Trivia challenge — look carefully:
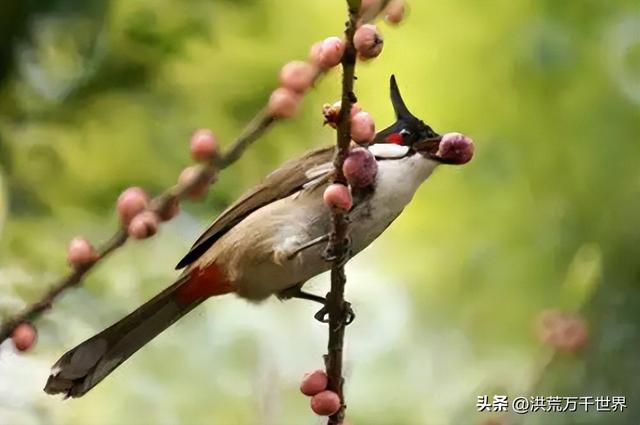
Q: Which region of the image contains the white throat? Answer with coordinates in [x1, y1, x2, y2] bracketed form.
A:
[373, 154, 439, 208]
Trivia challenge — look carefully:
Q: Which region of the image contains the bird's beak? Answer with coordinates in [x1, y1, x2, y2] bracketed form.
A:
[413, 133, 475, 165]
[413, 136, 443, 160]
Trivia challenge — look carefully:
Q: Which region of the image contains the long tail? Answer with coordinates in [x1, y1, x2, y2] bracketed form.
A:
[44, 266, 231, 398]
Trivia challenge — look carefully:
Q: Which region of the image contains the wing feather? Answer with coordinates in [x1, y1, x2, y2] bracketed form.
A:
[175, 146, 335, 269]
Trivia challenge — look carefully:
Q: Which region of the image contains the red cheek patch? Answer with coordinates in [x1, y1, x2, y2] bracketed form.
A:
[175, 264, 234, 305]
[385, 133, 403, 145]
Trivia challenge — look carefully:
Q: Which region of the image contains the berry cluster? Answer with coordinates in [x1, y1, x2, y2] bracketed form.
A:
[317, 20, 395, 214]
[268, 5, 395, 121]
[300, 369, 341, 417]
[115, 129, 218, 241]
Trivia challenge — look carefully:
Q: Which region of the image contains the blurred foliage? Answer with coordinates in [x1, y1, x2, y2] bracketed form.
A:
[0, 1, 639, 424]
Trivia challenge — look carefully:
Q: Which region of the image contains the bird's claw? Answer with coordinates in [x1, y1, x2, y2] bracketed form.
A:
[314, 306, 329, 323]
[313, 301, 355, 326]
[344, 302, 355, 325]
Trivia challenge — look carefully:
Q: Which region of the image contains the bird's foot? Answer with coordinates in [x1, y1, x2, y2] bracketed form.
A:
[313, 300, 355, 327]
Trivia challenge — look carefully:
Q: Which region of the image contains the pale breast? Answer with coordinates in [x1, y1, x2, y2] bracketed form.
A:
[200, 154, 439, 301]
[348, 155, 438, 254]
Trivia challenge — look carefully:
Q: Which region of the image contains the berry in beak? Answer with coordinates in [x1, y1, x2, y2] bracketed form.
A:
[372, 75, 475, 165]
[413, 132, 475, 165]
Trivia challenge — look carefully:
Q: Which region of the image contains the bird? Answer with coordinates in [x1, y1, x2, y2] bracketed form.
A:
[44, 75, 474, 398]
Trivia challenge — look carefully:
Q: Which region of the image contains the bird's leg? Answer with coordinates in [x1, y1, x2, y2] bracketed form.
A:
[286, 234, 330, 260]
[278, 284, 355, 325]
[277, 283, 327, 304]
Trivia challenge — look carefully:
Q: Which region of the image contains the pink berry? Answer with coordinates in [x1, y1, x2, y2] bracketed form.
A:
[300, 369, 328, 396]
[343, 147, 378, 188]
[178, 166, 210, 200]
[67, 237, 98, 267]
[117, 187, 148, 226]
[268, 87, 302, 119]
[437, 132, 475, 165]
[323, 184, 353, 211]
[127, 210, 160, 240]
[350, 111, 376, 144]
[12, 323, 37, 352]
[315, 37, 345, 69]
[536, 310, 588, 354]
[190, 129, 218, 162]
[279, 61, 316, 94]
[384, 0, 406, 25]
[354, 24, 384, 59]
[309, 42, 324, 67]
[310, 390, 341, 416]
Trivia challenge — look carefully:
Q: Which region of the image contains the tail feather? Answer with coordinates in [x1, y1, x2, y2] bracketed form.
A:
[44, 275, 204, 398]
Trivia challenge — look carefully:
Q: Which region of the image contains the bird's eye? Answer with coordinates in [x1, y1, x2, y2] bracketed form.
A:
[399, 129, 412, 142]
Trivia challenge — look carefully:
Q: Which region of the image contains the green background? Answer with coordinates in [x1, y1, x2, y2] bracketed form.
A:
[0, 1, 639, 424]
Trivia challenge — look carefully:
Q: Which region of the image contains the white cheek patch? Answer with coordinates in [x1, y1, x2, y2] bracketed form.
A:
[368, 143, 410, 159]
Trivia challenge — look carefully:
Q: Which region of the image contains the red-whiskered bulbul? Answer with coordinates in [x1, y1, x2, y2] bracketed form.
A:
[44, 76, 474, 397]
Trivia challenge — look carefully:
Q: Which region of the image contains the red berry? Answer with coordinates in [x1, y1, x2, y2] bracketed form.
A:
[12, 323, 37, 352]
[300, 369, 328, 396]
[268, 87, 302, 118]
[351, 111, 376, 143]
[190, 129, 218, 162]
[279, 61, 316, 94]
[117, 187, 148, 226]
[343, 147, 378, 188]
[178, 166, 210, 200]
[354, 24, 384, 59]
[323, 184, 353, 211]
[384, 0, 406, 25]
[314, 37, 345, 69]
[67, 237, 98, 267]
[310, 391, 341, 416]
[128, 210, 160, 240]
[437, 132, 475, 165]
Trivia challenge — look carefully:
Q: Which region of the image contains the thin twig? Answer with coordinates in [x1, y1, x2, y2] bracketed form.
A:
[323, 1, 361, 424]
[0, 110, 277, 343]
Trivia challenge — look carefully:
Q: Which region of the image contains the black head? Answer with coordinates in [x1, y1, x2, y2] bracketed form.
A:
[372, 75, 442, 155]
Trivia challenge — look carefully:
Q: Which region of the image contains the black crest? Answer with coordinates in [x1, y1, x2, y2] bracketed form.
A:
[373, 75, 439, 146]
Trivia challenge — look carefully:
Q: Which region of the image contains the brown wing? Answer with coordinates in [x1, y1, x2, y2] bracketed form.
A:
[175, 146, 335, 269]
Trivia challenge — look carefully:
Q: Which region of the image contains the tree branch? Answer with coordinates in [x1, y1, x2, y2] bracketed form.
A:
[0, 110, 276, 343]
[323, 1, 361, 424]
